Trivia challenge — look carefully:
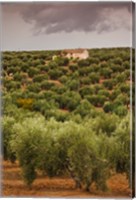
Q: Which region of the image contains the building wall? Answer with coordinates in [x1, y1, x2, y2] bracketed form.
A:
[66, 50, 89, 59]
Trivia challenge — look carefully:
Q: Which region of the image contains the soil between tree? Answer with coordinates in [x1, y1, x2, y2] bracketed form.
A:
[1, 161, 131, 198]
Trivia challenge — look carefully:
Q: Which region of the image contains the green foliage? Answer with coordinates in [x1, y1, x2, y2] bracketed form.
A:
[78, 59, 90, 67]
[41, 80, 55, 90]
[74, 100, 93, 117]
[2, 48, 131, 191]
[113, 105, 128, 117]
[103, 102, 113, 113]
[89, 72, 99, 83]
[33, 74, 48, 82]
[68, 133, 109, 191]
[28, 67, 39, 78]
[79, 86, 94, 98]
[48, 69, 63, 80]
[112, 115, 130, 179]
[67, 79, 80, 91]
[2, 116, 16, 162]
[103, 80, 114, 90]
[11, 117, 46, 186]
[92, 113, 119, 136]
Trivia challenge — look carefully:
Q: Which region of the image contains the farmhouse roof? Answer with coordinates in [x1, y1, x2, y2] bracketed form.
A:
[63, 48, 87, 54]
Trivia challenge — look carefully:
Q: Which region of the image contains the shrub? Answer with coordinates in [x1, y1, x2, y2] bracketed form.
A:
[80, 77, 92, 85]
[41, 81, 55, 90]
[113, 105, 128, 117]
[115, 73, 127, 83]
[98, 89, 110, 97]
[87, 95, 106, 107]
[110, 64, 124, 73]
[54, 56, 69, 66]
[59, 75, 68, 84]
[28, 67, 40, 78]
[59, 92, 81, 111]
[78, 59, 90, 67]
[103, 102, 113, 113]
[5, 81, 21, 91]
[123, 61, 130, 70]
[11, 117, 46, 186]
[16, 98, 34, 110]
[13, 73, 23, 81]
[2, 116, 16, 162]
[114, 94, 129, 107]
[67, 80, 80, 91]
[48, 69, 63, 80]
[113, 115, 130, 179]
[113, 57, 122, 65]
[69, 64, 78, 72]
[27, 83, 41, 93]
[119, 84, 130, 94]
[89, 73, 99, 84]
[74, 100, 93, 117]
[103, 80, 114, 90]
[33, 74, 48, 82]
[109, 89, 121, 101]
[68, 134, 109, 191]
[93, 114, 118, 136]
[79, 86, 94, 98]
[100, 68, 112, 78]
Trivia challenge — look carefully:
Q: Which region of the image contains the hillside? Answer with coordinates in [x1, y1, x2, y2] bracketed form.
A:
[2, 48, 134, 120]
[1, 47, 134, 197]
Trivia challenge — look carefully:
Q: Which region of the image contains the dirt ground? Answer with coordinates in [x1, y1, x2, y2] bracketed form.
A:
[1, 161, 131, 198]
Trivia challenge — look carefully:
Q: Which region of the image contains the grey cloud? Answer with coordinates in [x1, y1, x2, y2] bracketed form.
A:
[2, 2, 131, 35]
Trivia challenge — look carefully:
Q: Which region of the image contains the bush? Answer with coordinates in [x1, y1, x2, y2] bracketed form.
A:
[41, 81, 55, 90]
[48, 69, 63, 80]
[114, 94, 129, 107]
[78, 59, 90, 67]
[123, 61, 130, 70]
[33, 74, 48, 82]
[79, 86, 94, 98]
[2, 116, 16, 162]
[113, 105, 128, 117]
[113, 115, 130, 179]
[87, 95, 106, 107]
[119, 84, 130, 94]
[11, 117, 46, 186]
[16, 98, 34, 110]
[67, 80, 80, 91]
[115, 73, 127, 83]
[27, 83, 41, 93]
[13, 73, 23, 81]
[103, 102, 113, 113]
[98, 89, 110, 97]
[110, 64, 124, 73]
[54, 56, 69, 66]
[89, 73, 99, 83]
[59, 92, 81, 111]
[93, 114, 118, 136]
[68, 134, 109, 191]
[100, 68, 112, 78]
[109, 89, 121, 101]
[69, 64, 78, 72]
[103, 80, 114, 90]
[59, 75, 68, 84]
[28, 67, 40, 78]
[74, 100, 93, 117]
[113, 57, 122, 65]
[5, 81, 21, 91]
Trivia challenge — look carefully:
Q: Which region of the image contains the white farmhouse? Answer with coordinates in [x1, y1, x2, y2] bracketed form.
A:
[63, 49, 89, 59]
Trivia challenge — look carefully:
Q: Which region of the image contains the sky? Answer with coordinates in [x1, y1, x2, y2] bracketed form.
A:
[1, 2, 132, 51]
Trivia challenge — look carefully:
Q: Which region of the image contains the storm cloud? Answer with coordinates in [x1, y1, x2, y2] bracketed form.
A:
[2, 2, 131, 35]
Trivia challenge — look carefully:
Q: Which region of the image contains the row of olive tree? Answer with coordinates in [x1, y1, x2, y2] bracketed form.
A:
[2, 111, 130, 191]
